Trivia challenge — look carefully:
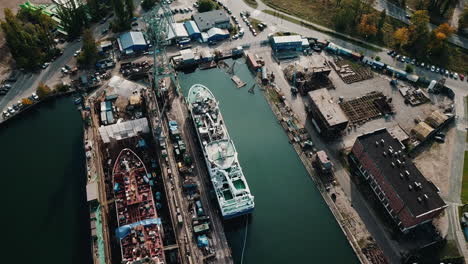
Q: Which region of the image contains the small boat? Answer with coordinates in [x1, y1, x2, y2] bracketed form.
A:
[74, 97, 82, 105]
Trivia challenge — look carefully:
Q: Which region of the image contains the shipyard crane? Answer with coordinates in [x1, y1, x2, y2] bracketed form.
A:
[143, 2, 179, 136]
[143, 2, 179, 95]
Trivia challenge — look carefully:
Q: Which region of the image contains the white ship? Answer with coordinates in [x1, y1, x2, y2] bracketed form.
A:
[187, 84, 255, 219]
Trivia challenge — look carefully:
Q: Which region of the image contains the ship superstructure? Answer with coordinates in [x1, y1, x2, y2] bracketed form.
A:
[187, 84, 254, 219]
[112, 148, 165, 264]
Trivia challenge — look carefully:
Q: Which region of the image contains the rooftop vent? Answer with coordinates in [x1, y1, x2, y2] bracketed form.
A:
[375, 141, 379, 147]
[424, 194, 429, 200]
[409, 184, 413, 191]
[383, 151, 386, 157]
[417, 197, 422, 203]
[400, 173, 404, 179]
[391, 162, 395, 167]
[405, 170, 410, 178]
[380, 139, 385, 146]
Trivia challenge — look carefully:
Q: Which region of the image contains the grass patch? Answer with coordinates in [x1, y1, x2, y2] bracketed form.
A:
[242, 0, 258, 8]
[462, 151, 468, 204]
[248, 17, 263, 32]
[439, 240, 463, 262]
[263, 9, 382, 52]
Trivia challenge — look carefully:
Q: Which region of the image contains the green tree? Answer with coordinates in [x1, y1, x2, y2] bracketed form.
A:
[198, 0, 216, 12]
[405, 64, 414, 73]
[407, 10, 430, 52]
[87, 0, 109, 22]
[112, 0, 133, 31]
[36, 83, 52, 98]
[55, 83, 71, 93]
[78, 29, 98, 67]
[56, 0, 89, 39]
[141, 0, 157, 11]
[0, 8, 56, 70]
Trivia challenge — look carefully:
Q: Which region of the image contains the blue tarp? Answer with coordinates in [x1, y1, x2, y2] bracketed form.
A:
[197, 235, 209, 248]
[138, 139, 146, 148]
[116, 218, 161, 240]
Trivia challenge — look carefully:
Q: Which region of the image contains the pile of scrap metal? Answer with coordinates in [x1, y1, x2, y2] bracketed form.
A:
[399, 86, 430, 106]
[283, 64, 333, 95]
[120, 60, 153, 80]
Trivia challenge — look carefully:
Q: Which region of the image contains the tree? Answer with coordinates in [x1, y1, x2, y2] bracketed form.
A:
[1, 8, 56, 70]
[56, 0, 89, 39]
[198, 0, 216, 13]
[22, 98, 33, 105]
[87, 0, 109, 22]
[405, 64, 414, 73]
[112, 0, 133, 31]
[334, 7, 354, 31]
[78, 29, 98, 67]
[36, 83, 52, 98]
[375, 56, 381, 61]
[55, 83, 71, 93]
[428, 23, 455, 54]
[357, 14, 377, 38]
[407, 10, 430, 51]
[393, 27, 410, 49]
[141, 0, 157, 11]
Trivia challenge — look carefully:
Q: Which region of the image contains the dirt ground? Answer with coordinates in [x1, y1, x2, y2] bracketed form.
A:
[413, 125, 455, 198]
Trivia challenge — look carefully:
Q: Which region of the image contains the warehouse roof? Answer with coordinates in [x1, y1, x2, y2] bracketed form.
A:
[184, 20, 201, 36]
[412, 122, 434, 141]
[355, 128, 446, 218]
[193, 10, 230, 31]
[118, 31, 146, 51]
[207, 27, 229, 38]
[167, 23, 189, 40]
[425, 110, 448, 128]
[272, 35, 303, 45]
[308, 88, 348, 127]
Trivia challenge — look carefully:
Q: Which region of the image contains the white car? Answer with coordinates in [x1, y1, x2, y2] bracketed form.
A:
[74, 49, 81, 57]
[7, 106, 15, 114]
[454, 73, 458, 79]
[42, 62, 50, 69]
[430, 65, 435, 72]
[32, 93, 39, 100]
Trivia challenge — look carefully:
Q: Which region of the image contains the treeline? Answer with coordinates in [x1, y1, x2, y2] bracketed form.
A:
[0, 8, 58, 70]
[393, 10, 455, 59]
[111, 0, 135, 32]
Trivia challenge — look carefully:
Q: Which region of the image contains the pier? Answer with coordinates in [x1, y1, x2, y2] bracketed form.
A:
[231, 75, 246, 88]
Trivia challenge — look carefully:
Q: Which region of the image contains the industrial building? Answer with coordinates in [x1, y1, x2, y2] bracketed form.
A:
[270, 35, 309, 52]
[184, 21, 202, 40]
[167, 23, 189, 42]
[193, 10, 231, 32]
[117, 31, 148, 54]
[307, 88, 349, 138]
[349, 128, 447, 233]
[206, 27, 230, 42]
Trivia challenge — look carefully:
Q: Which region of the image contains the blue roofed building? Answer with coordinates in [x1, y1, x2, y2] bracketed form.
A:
[184, 20, 201, 40]
[117, 31, 147, 54]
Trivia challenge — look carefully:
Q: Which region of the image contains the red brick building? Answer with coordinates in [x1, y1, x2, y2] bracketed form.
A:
[349, 128, 446, 232]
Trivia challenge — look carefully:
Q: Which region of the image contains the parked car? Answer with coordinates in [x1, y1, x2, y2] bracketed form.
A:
[32, 93, 39, 100]
[131, 22, 138, 27]
[454, 73, 459, 79]
[101, 29, 109, 35]
[460, 74, 465, 81]
[430, 65, 435, 72]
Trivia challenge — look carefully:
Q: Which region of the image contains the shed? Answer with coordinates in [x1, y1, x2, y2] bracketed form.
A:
[412, 121, 434, 141]
[184, 20, 201, 39]
[425, 110, 448, 128]
[117, 31, 147, 52]
[86, 182, 99, 202]
[207, 27, 229, 42]
[180, 49, 195, 62]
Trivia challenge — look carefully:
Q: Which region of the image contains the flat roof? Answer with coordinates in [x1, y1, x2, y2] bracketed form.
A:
[308, 88, 348, 126]
[356, 129, 446, 217]
[193, 10, 230, 31]
[118, 31, 146, 50]
[86, 182, 99, 202]
[272, 35, 303, 44]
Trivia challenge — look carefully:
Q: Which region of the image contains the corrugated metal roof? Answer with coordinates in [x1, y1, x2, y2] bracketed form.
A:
[184, 20, 201, 35]
[167, 23, 189, 40]
[207, 27, 229, 38]
[118, 31, 146, 51]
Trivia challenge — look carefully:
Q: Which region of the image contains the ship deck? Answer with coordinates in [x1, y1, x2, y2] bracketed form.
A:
[112, 148, 164, 263]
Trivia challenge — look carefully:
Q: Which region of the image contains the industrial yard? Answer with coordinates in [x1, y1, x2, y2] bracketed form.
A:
[0, 0, 467, 264]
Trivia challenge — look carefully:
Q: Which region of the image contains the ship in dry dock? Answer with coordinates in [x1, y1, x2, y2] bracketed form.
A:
[112, 148, 165, 264]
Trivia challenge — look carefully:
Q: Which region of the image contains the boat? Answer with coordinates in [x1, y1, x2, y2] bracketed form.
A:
[187, 84, 254, 219]
[112, 148, 165, 264]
